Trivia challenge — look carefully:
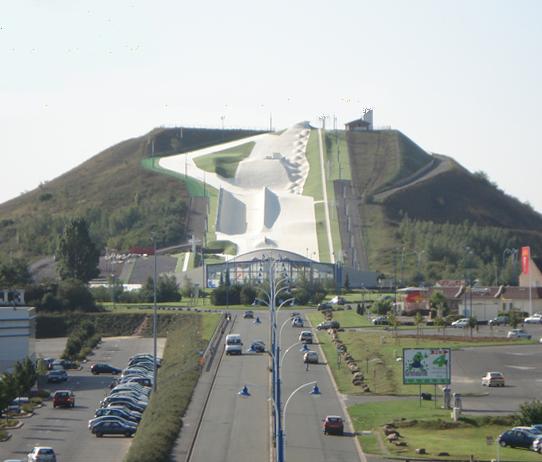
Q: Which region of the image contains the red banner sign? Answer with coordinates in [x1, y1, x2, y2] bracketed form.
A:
[521, 246, 530, 274]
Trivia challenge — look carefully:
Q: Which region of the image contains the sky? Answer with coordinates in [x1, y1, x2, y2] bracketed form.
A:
[1, 0, 541, 212]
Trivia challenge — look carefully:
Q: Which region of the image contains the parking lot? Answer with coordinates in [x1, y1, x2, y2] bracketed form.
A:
[0, 336, 165, 462]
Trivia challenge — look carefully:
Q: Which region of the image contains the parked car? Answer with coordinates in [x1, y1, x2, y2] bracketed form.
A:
[26, 447, 57, 462]
[317, 303, 332, 311]
[53, 390, 75, 408]
[372, 316, 389, 326]
[488, 315, 509, 326]
[507, 329, 532, 339]
[451, 318, 470, 328]
[322, 415, 344, 435]
[532, 436, 542, 453]
[91, 420, 137, 438]
[291, 317, 304, 328]
[524, 315, 542, 324]
[497, 428, 540, 448]
[330, 296, 346, 305]
[481, 371, 505, 387]
[100, 397, 147, 413]
[243, 310, 254, 319]
[91, 363, 122, 375]
[88, 415, 138, 430]
[317, 320, 340, 330]
[51, 359, 78, 370]
[122, 376, 153, 387]
[248, 340, 265, 353]
[298, 331, 313, 344]
[303, 351, 319, 364]
[46, 370, 68, 383]
[94, 406, 142, 423]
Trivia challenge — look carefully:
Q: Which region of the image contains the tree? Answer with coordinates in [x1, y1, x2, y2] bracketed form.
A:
[0, 372, 17, 417]
[57, 278, 96, 311]
[56, 217, 100, 283]
[0, 258, 32, 288]
[430, 292, 449, 318]
[415, 312, 424, 341]
[509, 310, 522, 328]
[517, 400, 542, 426]
[13, 358, 37, 396]
[468, 316, 478, 337]
[434, 316, 446, 336]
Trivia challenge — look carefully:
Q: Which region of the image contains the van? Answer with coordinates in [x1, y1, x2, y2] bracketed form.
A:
[225, 334, 243, 355]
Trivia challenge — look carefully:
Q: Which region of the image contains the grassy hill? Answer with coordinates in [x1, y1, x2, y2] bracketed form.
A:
[1, 123, 541, 287]
[0, 127, 263, 259]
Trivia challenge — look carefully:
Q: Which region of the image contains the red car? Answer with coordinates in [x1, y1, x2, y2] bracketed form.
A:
[53, 390, 75, 408]
[322, 415, 344, 435]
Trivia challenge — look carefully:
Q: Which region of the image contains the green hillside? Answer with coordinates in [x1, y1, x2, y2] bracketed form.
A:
[0, 127, 263, 258]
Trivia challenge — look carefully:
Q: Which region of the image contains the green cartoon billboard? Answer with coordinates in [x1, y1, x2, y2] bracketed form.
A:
[403, 348, 451, 384]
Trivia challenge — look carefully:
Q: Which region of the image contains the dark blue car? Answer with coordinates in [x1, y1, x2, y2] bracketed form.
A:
[498, 428, 540, 448]
[95, 407, 141, 423]
[91, 420, 136, 437]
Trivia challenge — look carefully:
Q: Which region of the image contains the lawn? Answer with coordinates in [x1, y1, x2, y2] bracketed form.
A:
[307, 322, 534, 396]
[193, 142, 255, 178]
[350, 400, 538, 460]
[307, 310, 372, 328]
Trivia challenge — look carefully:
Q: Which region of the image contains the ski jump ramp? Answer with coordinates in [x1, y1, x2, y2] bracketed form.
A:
[159, 122, 320, 260]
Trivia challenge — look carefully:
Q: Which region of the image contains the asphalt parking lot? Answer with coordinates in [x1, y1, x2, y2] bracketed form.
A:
[0, 336, 165, 462]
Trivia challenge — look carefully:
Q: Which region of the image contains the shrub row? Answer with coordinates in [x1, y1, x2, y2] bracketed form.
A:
[62, 321, 102, 361]
[37, 313, 147, 338]
[124, 314, 207, 462]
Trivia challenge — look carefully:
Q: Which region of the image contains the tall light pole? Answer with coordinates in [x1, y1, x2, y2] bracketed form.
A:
[152, 234, 158, 392]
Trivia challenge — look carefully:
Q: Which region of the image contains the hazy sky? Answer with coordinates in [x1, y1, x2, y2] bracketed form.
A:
[2, 0, 541, 212]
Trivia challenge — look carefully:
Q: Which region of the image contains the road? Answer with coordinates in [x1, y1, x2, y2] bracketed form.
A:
[452, 343, 542, 413]
[0, 336, 165, 462]
[188, 312, 269, 462]
[279, 311, 362, 462]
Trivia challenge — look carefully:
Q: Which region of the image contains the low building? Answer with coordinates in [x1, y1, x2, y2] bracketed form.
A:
[0, 304, 36, 373]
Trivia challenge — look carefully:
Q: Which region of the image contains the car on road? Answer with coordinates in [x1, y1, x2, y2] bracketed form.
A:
[481, 371, 505, 387]
[317, 320, 340, 330]
[91, 363, 122, 375]
[291, 317, 304, 328]
[225, 334, 243, 355]
[322, 415, 344, 435]
[46, 369, 68, 383]
[507, 329, 532, 339]
[498, 428, 540, 448]
[524, 315, 542, 324]
[290, 311, 301, 318]
[243, 310, 254, 319]
[488, 315, 509, 326]
[53, 390, 75, 408]
[303, 351, 319, 364]
[91, 420, 137, 438]
[27, 447, 57, 462]
[451, 318, 470, 328]
[248, 340, 265, 353]
[298, 331, 313, 344]
[372, 316, 389, 326]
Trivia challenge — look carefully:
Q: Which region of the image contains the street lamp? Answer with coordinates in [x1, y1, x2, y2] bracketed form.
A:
[282, 381, 321, 445]
[151, 233, 158, 392]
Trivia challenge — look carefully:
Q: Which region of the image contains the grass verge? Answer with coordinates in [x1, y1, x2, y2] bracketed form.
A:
[308, 322, 534, 395]
[350, 400, 538, 460]
[123, 315, 208, 462]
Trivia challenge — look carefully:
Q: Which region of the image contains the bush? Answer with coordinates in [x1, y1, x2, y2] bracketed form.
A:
[517, 400, 542, 426]
[123, 315, 206, 462]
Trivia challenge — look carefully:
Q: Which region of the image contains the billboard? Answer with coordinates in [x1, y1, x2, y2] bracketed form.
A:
[403, 348, 451, 384]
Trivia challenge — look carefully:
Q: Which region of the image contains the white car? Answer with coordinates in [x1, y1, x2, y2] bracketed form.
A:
[451, 318, 470, 328]
[291, 317, 304, 328]
[27, 447, 57, 462]
[524, 315, 542, 324]
[299, 331, 313, 344]
[507, 329, 532, 339]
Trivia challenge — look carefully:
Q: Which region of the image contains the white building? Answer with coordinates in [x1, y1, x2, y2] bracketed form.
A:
[0, 306, 36, 373]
